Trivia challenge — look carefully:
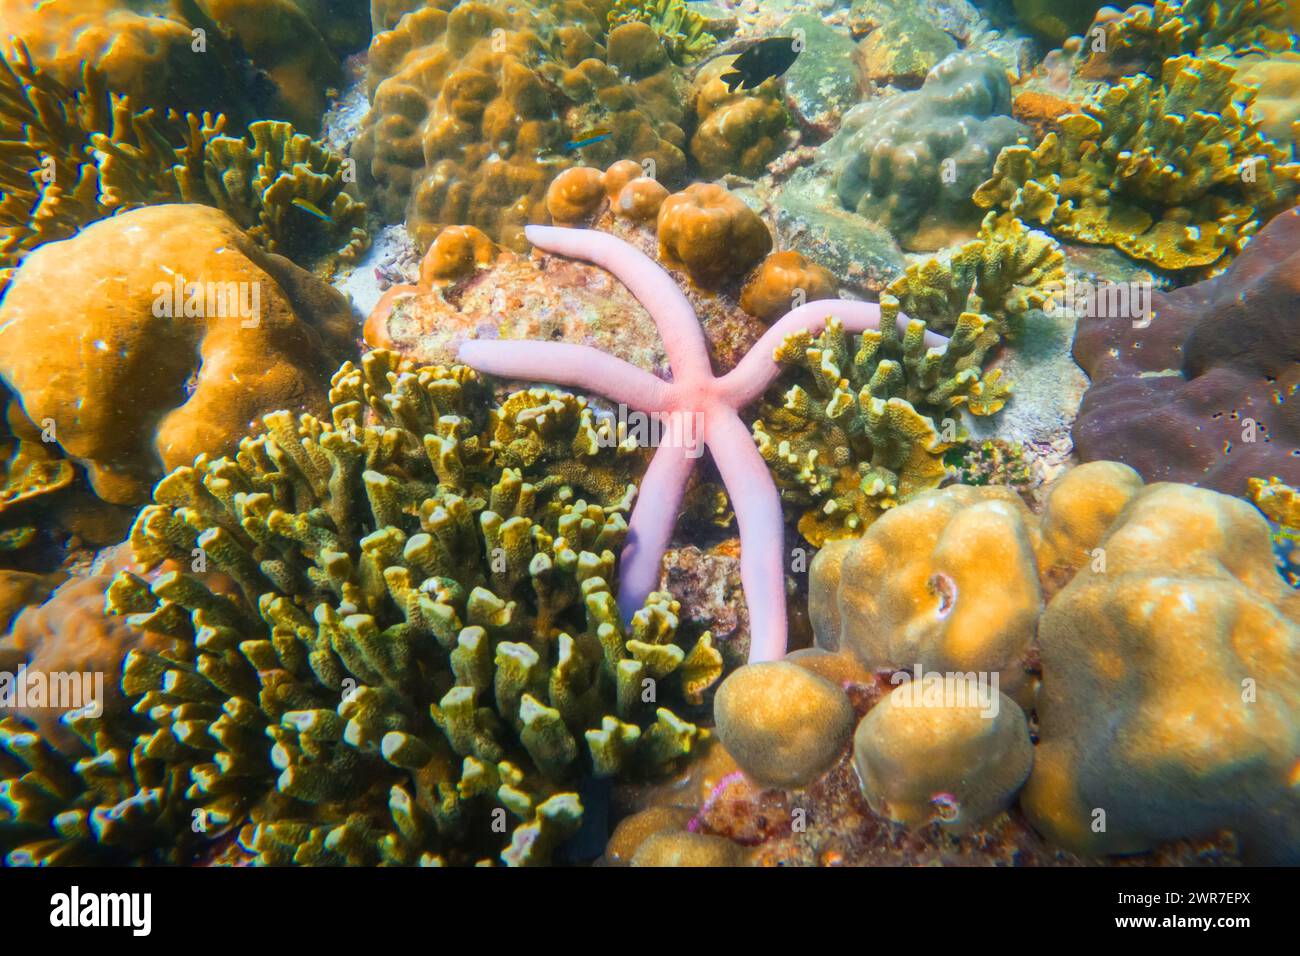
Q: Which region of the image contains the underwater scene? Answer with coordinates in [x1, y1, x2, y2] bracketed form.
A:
[0, 0, 1297, 902]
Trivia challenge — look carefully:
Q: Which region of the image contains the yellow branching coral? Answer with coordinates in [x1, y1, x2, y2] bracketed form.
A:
[1248, 476, 1300, 528]
[608, 0, 720, 63]
[753, 313, 1003, 546]
[881, 211, 1065, 346]
[0, 43, 367, 290]
[0, 351, 721, 866]
[1074, 0, 1296, 81]
[976, 55, 1299, 272]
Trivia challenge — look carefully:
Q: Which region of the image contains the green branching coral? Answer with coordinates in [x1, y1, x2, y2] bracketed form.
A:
[608, 0, 719, 63]
[753, 213, 1058, 546]
[0, 351, 721, 866]
[0, 43, 367, 290]
[1074, 0, 1295, 81]
[976, 55, 1300, 273]
[881, 212, 1066, 346]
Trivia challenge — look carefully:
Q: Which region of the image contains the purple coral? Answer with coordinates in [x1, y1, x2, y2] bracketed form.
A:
[459, 225, 947, 662]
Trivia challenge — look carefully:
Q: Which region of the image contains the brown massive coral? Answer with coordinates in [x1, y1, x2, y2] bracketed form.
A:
[354, 1, 689, 251]
[1072, 206, 1300, 495]
[0, 204, 356, 506]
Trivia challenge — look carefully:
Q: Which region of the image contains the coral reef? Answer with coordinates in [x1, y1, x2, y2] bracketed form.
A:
[0, 350, 721, 865]
[0, 46, 367, 289]
[751, 211, 1061, 547]
[687, 56, 789, 180]
[458, 224, 950, 662]
[0, 0, 368, 131]
[1024, 481, 1300, 862]
[713, 660, 854, 789]
[1072, 207, 1300, 494]
[607, 0, 721, 64]
[1067, 0, 1296, 82]
[354, 1, 688, 251]
[826, 52, 1030, 251]
[363, 174, 771, 375]
[852, 682, 1033, 829]
[0, 204, 357, 506]
[975, 55, 1299, 273]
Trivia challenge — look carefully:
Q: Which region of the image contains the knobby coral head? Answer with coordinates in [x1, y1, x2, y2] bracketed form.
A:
[458, 225, 947, 663]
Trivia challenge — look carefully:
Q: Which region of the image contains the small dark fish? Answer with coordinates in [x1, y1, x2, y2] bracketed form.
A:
[291, 197, 333, 222]
[720, 36, 801, 93]
[564, 127, 612, 151]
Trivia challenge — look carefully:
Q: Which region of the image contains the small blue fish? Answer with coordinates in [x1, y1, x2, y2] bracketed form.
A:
[564, 128, 612, 151]
[291, 197, 333, 222]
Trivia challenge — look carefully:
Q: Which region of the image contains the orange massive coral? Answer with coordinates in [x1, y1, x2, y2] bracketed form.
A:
[0, 204, 355, 505]
[354, 1, 688, 251]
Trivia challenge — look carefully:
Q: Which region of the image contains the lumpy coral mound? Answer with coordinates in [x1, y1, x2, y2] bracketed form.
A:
[0, 350, 721, 866]
[0, 204, 357, 507]
[354, 0, 689, 251]
[1072, 206, 1300, 494]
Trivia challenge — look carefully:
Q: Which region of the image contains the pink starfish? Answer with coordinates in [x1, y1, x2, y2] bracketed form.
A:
[458, 225, 948, 662]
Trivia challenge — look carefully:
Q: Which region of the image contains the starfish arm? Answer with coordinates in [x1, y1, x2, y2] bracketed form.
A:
[704, 409, 789, 663]
[457, 339, 673, 411]
[717, 299, 950, 407]
[525, 225, 714, 384]
[617, 440, 697, 621]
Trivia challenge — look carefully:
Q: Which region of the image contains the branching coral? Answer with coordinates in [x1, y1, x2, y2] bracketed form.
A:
[755, 213, 1062, 546]
[0, 350, 721, 866]
[976, 55, 1299, 273]
[1070, 0, 1296, 81]
[608, 0, 720, 64]
[0, 43, 367, 290]
[458, 224, 951, 661]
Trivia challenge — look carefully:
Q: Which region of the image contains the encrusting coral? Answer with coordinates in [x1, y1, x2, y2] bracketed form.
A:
[755, 212, 1062, 546]
[0, 204, 357, 506]
[354, 1, 689, 252]
[0, 350, 722, 866]
[458, 224, 952, 663]
[1072, 207, 1300, 494]
[825, 52, 1029, 250]
[975, 54, 1299, 273]
[0, 44, 367, 290]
